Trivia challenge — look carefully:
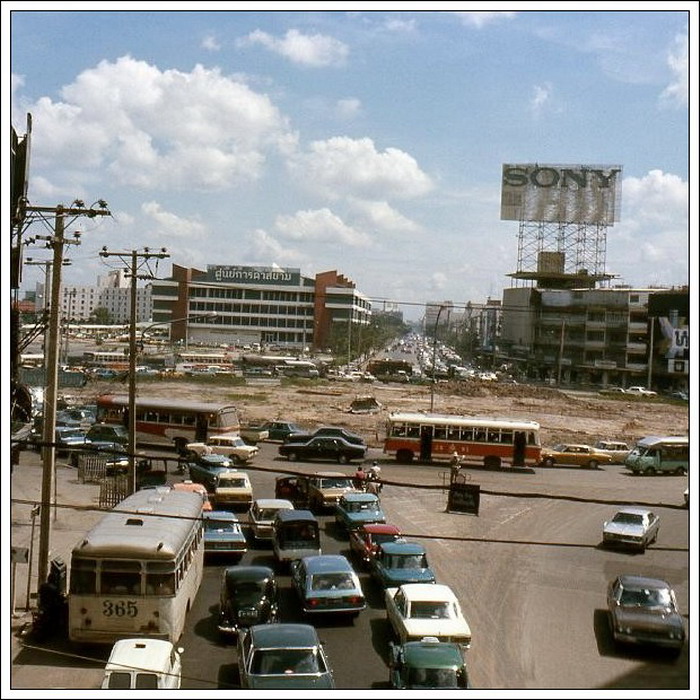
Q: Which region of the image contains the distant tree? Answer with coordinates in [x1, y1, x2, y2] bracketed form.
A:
[90, 307, 112, 324]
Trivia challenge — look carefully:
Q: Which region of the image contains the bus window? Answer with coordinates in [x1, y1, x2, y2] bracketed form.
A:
[183, 415, 195, 426]
[459, 427, 473, 441]
[146, 573, 175, 596]
[447, 426, 460, 441]
[500, 430, 513, 444]
[101, 561, 142, 595]
[144, 411, 158, 422]
[407, 425, 420, 438]
[70, 559, 96, 594]
[391, 424, 405, 437]
[528, 432, 537, 445]
[486, 429, 500, 443]
[473, 429, 486, 442]
[434, 426, 447, 440]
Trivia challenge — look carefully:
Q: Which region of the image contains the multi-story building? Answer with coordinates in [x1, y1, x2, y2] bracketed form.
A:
[500, 285, 689, 391]
[150, 264, 371, 350]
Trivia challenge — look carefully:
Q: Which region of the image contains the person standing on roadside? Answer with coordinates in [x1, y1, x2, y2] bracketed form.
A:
[354, 465, 366, 490]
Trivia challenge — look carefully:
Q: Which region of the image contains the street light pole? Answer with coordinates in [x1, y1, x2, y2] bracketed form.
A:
[430, 305, 446, 413]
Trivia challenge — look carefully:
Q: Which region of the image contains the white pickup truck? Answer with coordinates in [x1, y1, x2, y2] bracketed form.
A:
[186, 433, 258, 464]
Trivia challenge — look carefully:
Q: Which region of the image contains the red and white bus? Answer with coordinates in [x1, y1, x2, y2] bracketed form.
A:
[95, 394, 240, 453]
[384, 412, 541, 468]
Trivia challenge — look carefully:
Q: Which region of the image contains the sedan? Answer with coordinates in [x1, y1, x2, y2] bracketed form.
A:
[237, 623, 335, 689]
[259, 420, 305, 441]
[218, 566, 279, 637]
[278, 436, 367, 464]
[602, 507, 660, 551]
[389, 637, 470, 689]
[369, 541, 436, 588]
[607, 575, 685, 653]
[285, 426, 366, 446]
[348, 523, 404, 568]
[290, 554, 366, 618]
[385, 584, 472, 650]
[539, 443, 614, 469]
[334, 492, 386, 532]
[248, 498, 295, 541]
[203, 511, 247, 559]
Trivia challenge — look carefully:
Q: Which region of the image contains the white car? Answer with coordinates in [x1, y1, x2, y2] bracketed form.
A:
[102, 638, 183, 689]
[602, 507, 660, 551]
[186, 432, 258, 464]
[626, 386, 658, 397]
[593, 440, 631, 463]
[248, 498, 295, 541]
[385, 583, 471, 650]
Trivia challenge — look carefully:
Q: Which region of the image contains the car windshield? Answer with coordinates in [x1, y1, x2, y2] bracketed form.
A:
[619, 586, 673, 609]
[410, 601, 453, 619]
[218, 477, 247, 488]
[612, 512, 644, 525]
[205, 518, 238, 533]
[389, 554, 427, 569]
[258, 508, 282, 520]
[347, 502, 379, 514]
[374, 533, 401, 546]
[311, 573, 355, 591]
[232, 580, 266, 604]
[320, 478, 353, 489]
[250, 648, 324, 675]
[407, 667, 459, 688]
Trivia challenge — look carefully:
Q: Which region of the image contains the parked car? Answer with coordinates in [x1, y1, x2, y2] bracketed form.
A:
[186, 432, 258, 464]
[602, 507, 660, 551]
[85, 423, 129, 446]
[389, 637, 470, 689]
[285, 426, 366, 446]
[539, 443, 614, 469]
[101, 638, 183, 689]
[236, 623, 335, 689]
[186, 453, 235, 491]
[626, 386, 658, 397]
[334, 492, 386, 532]
[348, 523, 404, 568]
[598, 386, 628, 396]
[278, 436, 367, 464]
[290, 554, 366, 618]
[173, 480, 213, 512]
[369, 541, 436, 588]
[69, 440, 129, 473]
[203, 510, 247, 558]
[593, 440, 631, 463]
[218, 566, 279, 637]
[248, 498, 295, 541]
[50, 426, 89, 456]
[607, 575, 685, 653]
[55, 407, 96, 428]
[256, 420, 305, 441]
[385, 583, 472, 649]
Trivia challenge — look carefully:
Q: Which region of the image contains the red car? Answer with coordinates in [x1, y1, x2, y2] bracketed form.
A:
[348, 523, 404, 568]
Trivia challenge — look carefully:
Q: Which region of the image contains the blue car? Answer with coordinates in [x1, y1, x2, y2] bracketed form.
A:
[334, 492, 385, 532]
[203, 510, 248, 559]
[369, 541, 436, 588]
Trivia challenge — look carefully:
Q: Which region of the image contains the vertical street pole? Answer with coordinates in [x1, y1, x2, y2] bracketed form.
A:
[26, 505, 40, 609]
[557, 319, 566, 385]
[646, 317, 655, 390]
[128, 251, 138, 494]
[37, 207, 65, 586]
[430, 305, 445, 412]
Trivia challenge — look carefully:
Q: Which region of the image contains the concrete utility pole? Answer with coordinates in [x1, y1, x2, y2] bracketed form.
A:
[99, 247, 169, 493]
[27, 201, 111, 588]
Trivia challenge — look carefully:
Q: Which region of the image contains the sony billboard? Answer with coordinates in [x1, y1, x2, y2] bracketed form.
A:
[500, 163, 622, 224]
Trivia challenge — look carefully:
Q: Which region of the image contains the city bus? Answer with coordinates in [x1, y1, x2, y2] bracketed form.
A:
[83, 350, 130, 369]
[384, 412, 541, 468]
[68, 488, 204, 644]
[95, 394, 240, 453]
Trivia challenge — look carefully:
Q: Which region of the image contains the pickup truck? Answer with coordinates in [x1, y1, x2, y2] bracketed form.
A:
[186, 433, 258, 464]
[238, 425, 270, 445]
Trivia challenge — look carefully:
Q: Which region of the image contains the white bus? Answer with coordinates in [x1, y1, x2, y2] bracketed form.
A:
[68, 488, 204, 644]
[384, 412, 542, 468]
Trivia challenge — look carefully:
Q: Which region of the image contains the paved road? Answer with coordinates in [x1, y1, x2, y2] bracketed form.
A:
[10, 442, 690, 691]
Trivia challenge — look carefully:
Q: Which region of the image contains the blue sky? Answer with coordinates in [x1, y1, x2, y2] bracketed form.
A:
[7, 5, 693, 321]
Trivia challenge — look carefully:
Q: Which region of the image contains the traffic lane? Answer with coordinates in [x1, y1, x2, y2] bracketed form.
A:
[180, 514, 392, 690]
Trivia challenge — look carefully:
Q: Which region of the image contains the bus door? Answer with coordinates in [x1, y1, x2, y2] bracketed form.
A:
[513, 431, 526, 467]
[195, 414, 208, 442]
[420, 426, 433, 461]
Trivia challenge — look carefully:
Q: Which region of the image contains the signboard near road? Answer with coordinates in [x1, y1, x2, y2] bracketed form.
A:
[446, 483, 480, 515]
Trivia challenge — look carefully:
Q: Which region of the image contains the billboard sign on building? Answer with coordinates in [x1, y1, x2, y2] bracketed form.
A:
[500, 163, 622, 224]
[205, 265, 301, 286]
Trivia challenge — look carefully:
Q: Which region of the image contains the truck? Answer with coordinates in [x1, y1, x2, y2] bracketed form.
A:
[624, 436, 688, 475]
[185, 433, 258, 464]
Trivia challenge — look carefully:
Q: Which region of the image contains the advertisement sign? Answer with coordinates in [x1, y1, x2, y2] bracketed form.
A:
[446, 483, 480, 515]
[501, 163, 622, 224]
[205, 265, 301, 286]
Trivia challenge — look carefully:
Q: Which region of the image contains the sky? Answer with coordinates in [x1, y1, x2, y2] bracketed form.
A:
[6, 3, 695, 321]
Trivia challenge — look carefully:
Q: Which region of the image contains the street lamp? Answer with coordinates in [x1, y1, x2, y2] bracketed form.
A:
[127, 312, 217, 493]
[430, 305, 447, 412]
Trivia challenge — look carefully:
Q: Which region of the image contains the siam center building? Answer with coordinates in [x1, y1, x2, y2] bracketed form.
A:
[151, 264, 371, 350]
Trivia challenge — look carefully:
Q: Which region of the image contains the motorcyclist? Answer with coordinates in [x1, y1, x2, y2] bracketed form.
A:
[353, 465, 367, 490]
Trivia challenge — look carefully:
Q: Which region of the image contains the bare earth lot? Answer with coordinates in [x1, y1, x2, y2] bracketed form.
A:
[68, 377, 689, 450]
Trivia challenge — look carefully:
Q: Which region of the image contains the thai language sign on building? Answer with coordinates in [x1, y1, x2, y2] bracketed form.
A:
[500, 163, 622, 225]
[205, 265, 301, 286]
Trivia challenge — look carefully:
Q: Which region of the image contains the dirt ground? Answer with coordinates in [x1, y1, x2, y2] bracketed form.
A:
[66, 378, 689, 450]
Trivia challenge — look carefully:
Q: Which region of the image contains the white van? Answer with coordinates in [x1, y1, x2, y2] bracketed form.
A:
[624, 436, 689, 475]
[101, 638, 183, 689]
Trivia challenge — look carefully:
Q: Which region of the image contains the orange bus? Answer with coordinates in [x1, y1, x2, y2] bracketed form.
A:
[384, 412, 541, 468]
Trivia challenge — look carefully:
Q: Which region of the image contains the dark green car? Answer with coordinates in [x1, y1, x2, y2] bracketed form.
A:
[389, 636, 470, 689]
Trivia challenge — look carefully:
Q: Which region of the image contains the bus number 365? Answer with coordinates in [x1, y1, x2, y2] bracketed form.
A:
[102, 600, 139, 617]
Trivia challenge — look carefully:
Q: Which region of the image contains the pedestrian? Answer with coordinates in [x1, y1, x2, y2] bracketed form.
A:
[354, 465, 366, 490]
[450, 451, 463, 483]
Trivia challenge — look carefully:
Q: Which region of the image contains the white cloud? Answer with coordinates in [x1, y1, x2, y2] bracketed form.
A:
[335, 98, 362, 120]
[659, 33, 688, 107]
[246, 228, 304, 264]
[141, 201, 207, 239]
[383, 17, 416, 33]
[349, 198, 421, 233]
[201, 35, 221, 51]
[22, 56, 296, 192]
[240, 28, 348, 67]
[452, 12, 516, 29]
[274, 208, 371, 246]
[529, 82, 553, 116]
[288, 136, 434, 201]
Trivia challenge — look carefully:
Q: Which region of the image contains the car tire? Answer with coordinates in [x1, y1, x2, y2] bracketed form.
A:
[544, 457, 555, 468]
[588, 460, 599, 469]
[338, 454, 349, 465]
[644, 466, 656, 476]
[675, 466, 686, 475]
[288, 452, 298, 462]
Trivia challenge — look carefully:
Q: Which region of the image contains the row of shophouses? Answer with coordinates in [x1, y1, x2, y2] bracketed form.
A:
[29, 263, 688, 393]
